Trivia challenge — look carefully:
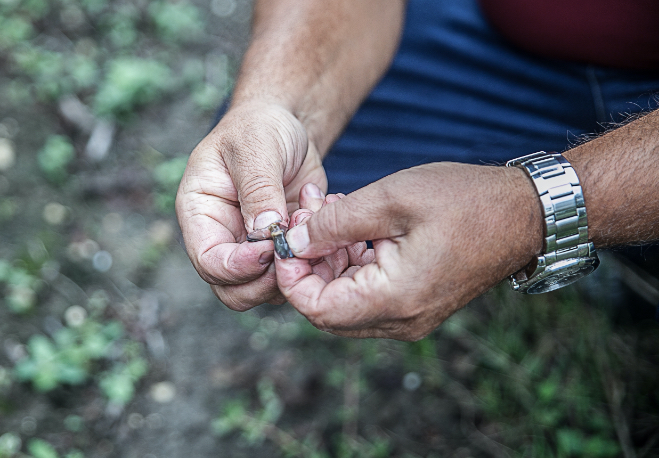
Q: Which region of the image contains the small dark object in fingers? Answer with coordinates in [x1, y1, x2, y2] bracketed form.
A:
[247, 221, 294, 258]
[269, 223, 294, 259]
[247, 221, 287, 242]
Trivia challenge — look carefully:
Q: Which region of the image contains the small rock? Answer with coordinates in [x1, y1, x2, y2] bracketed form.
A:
[150, 381, 176, 403]
[0, 138, 15, 171]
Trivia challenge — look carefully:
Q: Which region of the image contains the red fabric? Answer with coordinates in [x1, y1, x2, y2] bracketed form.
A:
[479, 0, 659, 70]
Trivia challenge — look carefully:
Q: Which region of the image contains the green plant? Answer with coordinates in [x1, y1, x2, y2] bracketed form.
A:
[25, 438, 84, 458]
[0, 16, 34, 49]
[94, 58, 172, 120]
[453, 286, 655, 456]
[14, 305, 147, 405]
[37, 135, 75, 182]
[0, 432, 21, 458]
[98, 341, 148, 405]
[149, 1, 205, 43]
[152, 156, 188, 213]
[27, 439, 58, 458]
[212, 375, 392, 458]
[0, 259, 42, 314]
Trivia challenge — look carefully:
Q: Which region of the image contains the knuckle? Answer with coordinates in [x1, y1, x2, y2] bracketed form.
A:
[238, 174, 282, 203]
[198, 251, 234, 284]
[198, 247, 265, 286]
[311, 203, 342, 245]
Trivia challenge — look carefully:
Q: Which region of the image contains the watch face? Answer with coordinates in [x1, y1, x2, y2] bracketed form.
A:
[523, 258, 600, 294]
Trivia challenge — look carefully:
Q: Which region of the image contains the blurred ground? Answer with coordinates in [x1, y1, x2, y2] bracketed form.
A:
[1, 1, 658, 457]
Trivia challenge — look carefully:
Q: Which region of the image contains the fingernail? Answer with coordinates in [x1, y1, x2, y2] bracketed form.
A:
[259, 251, 274, 264]
[292, 209, 313, 226]
[304, 183, 324, 199]
[286, 224, 309, 254]
[254, 211, 281, 230]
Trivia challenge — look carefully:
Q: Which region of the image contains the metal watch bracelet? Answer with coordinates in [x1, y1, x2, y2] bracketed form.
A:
[506, 151, 599, 293]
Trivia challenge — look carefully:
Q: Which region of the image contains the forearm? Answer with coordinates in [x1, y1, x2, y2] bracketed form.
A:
[563, 109, 659, 248]
[231, 0, 406, 155]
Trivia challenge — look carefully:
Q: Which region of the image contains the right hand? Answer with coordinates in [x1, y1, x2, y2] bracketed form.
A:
[175, 101, 327, 310]
[275, 163, 543, 340]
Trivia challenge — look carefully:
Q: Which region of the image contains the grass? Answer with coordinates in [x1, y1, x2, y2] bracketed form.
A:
[211, 284, 659, 457]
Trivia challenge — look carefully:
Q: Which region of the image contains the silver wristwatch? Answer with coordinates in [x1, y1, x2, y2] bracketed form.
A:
[506, 151, 599, 294]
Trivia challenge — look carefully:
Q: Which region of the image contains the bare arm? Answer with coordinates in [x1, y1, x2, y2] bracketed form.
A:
[566, 109, 659, 248]
[232, 0, 407, 155]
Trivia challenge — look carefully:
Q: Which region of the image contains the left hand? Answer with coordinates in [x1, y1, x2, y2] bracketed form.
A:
[275, 162, 544, 341]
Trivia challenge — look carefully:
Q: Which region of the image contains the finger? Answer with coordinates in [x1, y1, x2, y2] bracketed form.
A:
[311, 261, 337, 284]
[275, 256, 394, 331]
[324, 193, 342, 205]
[323, 248, 350, 278]
[322, 193, 372, 272]
[284, 139, 328, 216]
[346, 242, 376, 267]
[200, 240, 276, 285]
[290, 209, 313, 227]
[298, 182, 325, 213]
[176, 195, 276, 284]
[211, 263, 286, 311]
[285, 178, 412, 258]
[221, 108, 308, 231]
[340, 266, 361, 277]
[297, 194, 351, 277]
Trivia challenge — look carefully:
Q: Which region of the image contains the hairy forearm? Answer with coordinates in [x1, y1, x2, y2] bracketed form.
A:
[563, 109, 659, 248]
[231, 0, 406, 155]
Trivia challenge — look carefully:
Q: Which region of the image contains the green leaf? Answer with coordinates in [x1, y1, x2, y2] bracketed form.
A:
[125, 357, 148, 380]
[102, 320, 125, 340]
[100, 370, 136, 405]
[154, 157, 188, 188]
[38, 135, 75, 181]
[537, 378, 559, 403]
[7, 285, 36, 313]
[63, 415, 84, 433]
[583, 436, 621, 458]
[68, 54, 98, 90]
[0, 16, 34, 48]
[94, 58, 172, 120]
[0, 260, 11, 281]
[556, 428, 584, 456]
[212, 399, 247, 436]
[149, 1, 205, 43]
[0, 432, 22, 457]
[27, 438, 59, 458]
[29, 335, 57, 362]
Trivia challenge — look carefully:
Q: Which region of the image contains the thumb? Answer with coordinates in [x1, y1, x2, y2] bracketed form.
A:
[223, 104, 309, 231]
[232, 163, 289, 231]
[286, 181, 407, 258]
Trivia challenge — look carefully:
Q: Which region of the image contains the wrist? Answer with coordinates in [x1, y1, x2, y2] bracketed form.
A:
[505, 152, 600, 293]
[501, 165, 546, 275]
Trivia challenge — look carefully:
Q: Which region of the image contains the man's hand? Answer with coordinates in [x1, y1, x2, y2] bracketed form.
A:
[288, 183, 375, 285]
[174, 0, 404, 311]
[275, 163, 544, 341]
[174, 0, 404, 310]
[175, 102, 326, 310]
